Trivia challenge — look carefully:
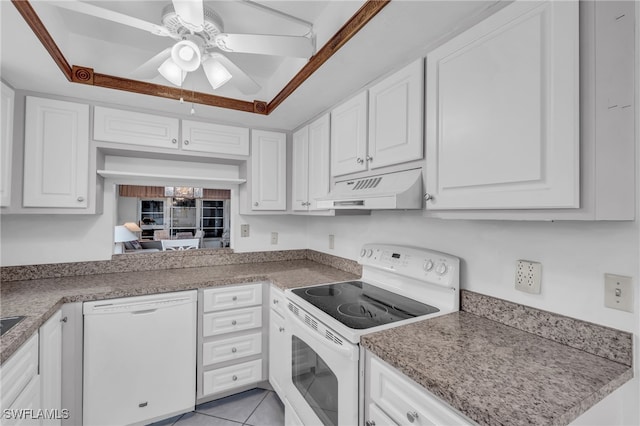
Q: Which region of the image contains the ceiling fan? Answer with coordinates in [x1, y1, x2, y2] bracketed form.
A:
[50, 0, 316, 94]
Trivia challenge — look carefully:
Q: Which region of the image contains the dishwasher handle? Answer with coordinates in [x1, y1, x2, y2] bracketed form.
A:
[84, 295, 194, 315]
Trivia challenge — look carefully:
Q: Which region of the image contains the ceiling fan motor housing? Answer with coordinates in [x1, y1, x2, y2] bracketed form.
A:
[161, 4, 224, 46]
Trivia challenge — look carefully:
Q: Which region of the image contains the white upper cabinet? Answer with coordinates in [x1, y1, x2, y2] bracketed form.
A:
[368, 58, 424, 169]
[292, 126, 310, 211]
[94, 106, 179, 150]
[425, 1, 579, 210]
[292, 114, 331, 212]
[1, 82, 14, 207]
[181, 120, 249, 156]
[331, 91, 368, 176]
[251, 130, 286, 211]
[23, 97, 90, 208]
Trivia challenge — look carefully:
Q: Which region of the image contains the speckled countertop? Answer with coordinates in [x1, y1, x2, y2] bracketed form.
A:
[0, 259, 358, 364]
[361, 311, 633, 426]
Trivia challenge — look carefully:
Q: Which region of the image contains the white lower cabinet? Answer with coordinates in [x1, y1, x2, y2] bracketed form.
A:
[1, 81, 14, 207]
[0, 334, 39, 413]
[365, 351, 474, 426]
[198, 283, 266, 401]
[39, 311, 62, 426]
[268, 286, 287, 399]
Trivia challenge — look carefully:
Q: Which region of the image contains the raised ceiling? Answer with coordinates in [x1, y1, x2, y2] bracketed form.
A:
[1, 0, 501, 130]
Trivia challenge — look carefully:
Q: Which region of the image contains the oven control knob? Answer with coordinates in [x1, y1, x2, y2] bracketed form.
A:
[360, 249, 367, 257]
[435, 263, 448, 275]
[366, 249, 373, 258]
[423, 260, 434, 272]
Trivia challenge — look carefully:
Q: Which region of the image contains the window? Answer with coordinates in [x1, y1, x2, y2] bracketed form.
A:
[137, 198, 230, 247]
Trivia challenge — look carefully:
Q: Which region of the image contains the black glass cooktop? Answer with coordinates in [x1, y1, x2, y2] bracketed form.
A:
[291, 281, 439, 329]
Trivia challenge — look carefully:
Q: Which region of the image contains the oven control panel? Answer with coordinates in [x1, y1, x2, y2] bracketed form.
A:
[358, 244, 460, 288]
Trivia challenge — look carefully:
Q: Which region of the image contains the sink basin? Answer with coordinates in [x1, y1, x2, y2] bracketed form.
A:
[0, 316, 26, 336]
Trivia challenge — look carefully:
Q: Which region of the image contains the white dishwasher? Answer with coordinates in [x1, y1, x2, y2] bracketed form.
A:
[83, 290, 197, 426]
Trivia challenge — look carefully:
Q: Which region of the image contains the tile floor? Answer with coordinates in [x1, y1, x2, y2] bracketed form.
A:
[149, 388, 284, 426]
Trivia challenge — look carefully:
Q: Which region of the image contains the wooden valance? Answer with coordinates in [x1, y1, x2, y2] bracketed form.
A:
[119, 185, 230, 199]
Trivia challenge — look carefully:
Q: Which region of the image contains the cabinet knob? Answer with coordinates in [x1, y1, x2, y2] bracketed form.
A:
[172, 138, 177, 144]
[231, 320, 237, 325]
[232, 296, 238, 301]
[60, 316, 68, 323]
[279, 327, 285, 332]
[231, 347, 237, 353]
[184, 140, 190, 145]
[424, 193, 433, 201]
[366, 155, 373, 162]
[77, 196, 84, 202]
[365, 421, 376, 426]
[254, 202, 259, 207]
[273, 299, 279, 304]
[356, 157, 364, 164]
[406, 411, 419, 423]
[232, 375, 238, 381]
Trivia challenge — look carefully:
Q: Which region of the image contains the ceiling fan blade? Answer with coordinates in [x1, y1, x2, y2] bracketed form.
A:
[172, 0, 205, 32]
[209, 53, 261, 94]
[130, 48, 172, 79]
[215, 34, 315, 58]
[49, 1, 172, 37]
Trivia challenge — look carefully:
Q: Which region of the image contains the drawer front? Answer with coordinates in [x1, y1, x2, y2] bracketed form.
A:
[269, 286, 286, 317]
[0, 334, 39, 409]
[203, 283, 262, 312]
[202, 306, 262, 337]
[203, 359, 262, 396]
[368, 403, 398, 426]
[4, 375, 41, 426]
[369, 355, 473, 426]
[203, 332, 262, 366]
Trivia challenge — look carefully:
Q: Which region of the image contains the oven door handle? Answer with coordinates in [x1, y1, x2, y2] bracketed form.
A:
[288, 308, 359, 362]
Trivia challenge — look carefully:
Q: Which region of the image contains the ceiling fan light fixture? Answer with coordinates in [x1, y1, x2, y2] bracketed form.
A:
[158, 58, 186, 87]
[202, 55, 233, 90]
[171, 39, 202, 72]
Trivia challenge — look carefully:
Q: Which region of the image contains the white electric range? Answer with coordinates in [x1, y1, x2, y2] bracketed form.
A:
[282, 244, 460, 426]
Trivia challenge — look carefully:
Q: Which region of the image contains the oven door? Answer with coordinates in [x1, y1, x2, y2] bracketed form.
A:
[283, 302, 359, 426]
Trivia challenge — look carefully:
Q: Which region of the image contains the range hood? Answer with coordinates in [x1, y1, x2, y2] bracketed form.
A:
[316, 168, 423, 210]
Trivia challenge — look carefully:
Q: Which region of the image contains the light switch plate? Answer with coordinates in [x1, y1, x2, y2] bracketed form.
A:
[329, 234, 335, 250]
[240, 224, 250, 238]
[604, 274, 633, 312]
[515, 260, 542, 294]
[271, 232, 278, 245]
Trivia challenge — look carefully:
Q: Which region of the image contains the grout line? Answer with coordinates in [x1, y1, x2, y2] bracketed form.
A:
[242, 390, 271, 424]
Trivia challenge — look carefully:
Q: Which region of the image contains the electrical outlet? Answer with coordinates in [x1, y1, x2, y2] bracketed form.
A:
[240, 224, 250, 238]
[271, 232, 278, 245]
[329, 234, 335, 250]
[515, 260, 542, 294]
[604, 274, 633, 312]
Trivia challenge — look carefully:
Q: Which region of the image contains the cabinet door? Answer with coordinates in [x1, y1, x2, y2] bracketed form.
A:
[331, 91, 368, 176]
[5, 376, 41, 426]
[1, 82, 14, 207]
[268, 309, 286, 399]
[23, 97, 89, 208]
[291, 126, 309, 211]
[94, 106, 179, 150]
[368, 59, 423, 170]
[307, 114, 331, 210]
[182, 120, 249, 156]
[40, 310, 62, 426]
[251, 130, 287, 210]
[426, 0, 579, 210]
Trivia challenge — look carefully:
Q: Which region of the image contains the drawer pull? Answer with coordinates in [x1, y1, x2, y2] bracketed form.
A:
[231, 347, 237, 353]
[231, 320, 237, 325]
[273, 299, 278, 304]
[279, 327, 285, 332]
[60, 316, 68, 323]
[232, 375, 238, 381]
[139, 402, 148, 408]
[365, 421, 376, 426]
[232, 296, 238, 301]
[407, 411, 419, 423]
